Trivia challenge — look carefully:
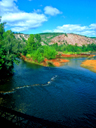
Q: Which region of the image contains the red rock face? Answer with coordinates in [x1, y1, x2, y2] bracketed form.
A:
[49, 34, 96, 46]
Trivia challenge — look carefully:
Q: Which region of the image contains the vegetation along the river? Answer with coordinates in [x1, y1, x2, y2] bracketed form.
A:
[0, 18, 96, 83]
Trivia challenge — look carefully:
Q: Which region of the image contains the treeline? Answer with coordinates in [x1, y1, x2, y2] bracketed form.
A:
[51, 43, 96, 53]
[23, 34, 96, 64]
[0, 21, 24, 78]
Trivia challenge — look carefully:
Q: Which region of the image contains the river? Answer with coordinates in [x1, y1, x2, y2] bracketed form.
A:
[0, 57, 96, 127]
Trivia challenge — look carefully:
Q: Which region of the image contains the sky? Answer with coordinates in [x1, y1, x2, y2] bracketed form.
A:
[0, 0, 96, 37]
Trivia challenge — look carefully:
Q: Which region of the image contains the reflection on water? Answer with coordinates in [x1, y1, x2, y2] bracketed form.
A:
[0, 58, 96, 127]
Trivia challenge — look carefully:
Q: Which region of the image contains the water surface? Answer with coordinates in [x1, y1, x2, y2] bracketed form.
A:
[0, 58, 96, 127]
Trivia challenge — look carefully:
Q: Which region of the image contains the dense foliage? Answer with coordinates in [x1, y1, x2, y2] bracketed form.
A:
[25, 34, 57, 63]
[51, 42, 96, 53]
[0, 21, 24, 78]
[24, 33, 96, 63]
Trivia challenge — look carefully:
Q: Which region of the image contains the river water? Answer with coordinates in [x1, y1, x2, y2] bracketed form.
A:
[0, 57, 96, 127]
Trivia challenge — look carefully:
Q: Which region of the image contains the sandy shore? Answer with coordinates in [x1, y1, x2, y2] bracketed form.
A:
[81, 60, 96, 73]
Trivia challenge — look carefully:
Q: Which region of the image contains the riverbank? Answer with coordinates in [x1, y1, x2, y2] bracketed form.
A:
[61, 53, 95, 58]
[81, 60, 96, 73]
[20, 53, 95, 67]
[20, 54, 69, 67]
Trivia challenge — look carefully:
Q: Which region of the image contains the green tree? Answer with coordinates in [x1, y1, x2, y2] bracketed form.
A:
[82, 45, 87, 52]
[26, 34, 36, 53]
[0, 18, 5, 70]
[0, 20, 22, 78]
[0, 46, 5, 70]
[31, 49, 44, 63]
[35, 34, 41, 42]
[0, 24, 5, 43]
[35, 34, 41, 48]
[43, 46, 57, 59]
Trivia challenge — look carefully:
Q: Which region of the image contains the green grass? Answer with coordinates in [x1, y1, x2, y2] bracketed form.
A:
[62, 51, 90, 54]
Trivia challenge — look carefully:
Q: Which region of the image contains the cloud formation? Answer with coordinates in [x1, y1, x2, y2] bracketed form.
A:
[2, 12, 47, 32]
[44, 6, 62, 16]
[0, 0, 19, 14]
[44, 24, 96, 37]
[0, 0, 47, 32]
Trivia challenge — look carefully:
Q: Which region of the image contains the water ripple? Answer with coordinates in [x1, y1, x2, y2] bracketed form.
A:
[0, 75, 58, 95]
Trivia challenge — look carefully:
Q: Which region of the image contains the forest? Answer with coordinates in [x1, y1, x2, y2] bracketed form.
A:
[0, 20, 96, 79]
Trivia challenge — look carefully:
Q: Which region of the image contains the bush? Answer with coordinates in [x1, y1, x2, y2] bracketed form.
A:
[31, 50, 44, 63]
[38, 47, 44, 53]
[37, 54, 44, 63]
[43, 46, 57, 59]
[26, 54, 31, 58]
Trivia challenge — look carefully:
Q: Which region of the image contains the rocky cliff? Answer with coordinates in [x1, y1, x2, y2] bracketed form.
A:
[49, 34, 96, 46]
[14, 33, 96, 46]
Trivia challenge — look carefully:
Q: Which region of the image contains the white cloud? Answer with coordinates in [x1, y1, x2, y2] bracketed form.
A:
[54, 24, 96, 37]
[0, 0, 19, 15]
[2, 12, 47, 32]
[54, 24, 88, 32]
[43, 24, 96, 37]
[89, 24, 96, 30]
[44, 6, 62, 16]
[0, 0, 47, 32]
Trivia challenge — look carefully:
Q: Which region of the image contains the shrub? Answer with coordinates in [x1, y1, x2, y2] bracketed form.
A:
[37, 54, 44, 63]
[43, 46, 57, 59]
[26, 54, 31, 58]
[38, 47, 44, 53]
[31, 50, 44, 63]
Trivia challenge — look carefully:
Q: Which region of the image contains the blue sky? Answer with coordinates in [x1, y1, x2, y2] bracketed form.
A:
[0, 0, 96, 37]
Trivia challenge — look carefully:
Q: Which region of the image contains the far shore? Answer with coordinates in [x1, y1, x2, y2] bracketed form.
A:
[81, 60, 96, 73]
[20, 52, 95, 67]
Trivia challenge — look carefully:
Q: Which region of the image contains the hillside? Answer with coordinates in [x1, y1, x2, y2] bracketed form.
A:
[14, 33, 96, 46]
[49, 33, 96, 46]
[39, 33, 65, 45]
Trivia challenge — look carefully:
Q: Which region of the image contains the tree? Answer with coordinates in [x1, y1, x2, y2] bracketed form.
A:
[0, 19, 22, 78]
[43, 46, 57, 59]
[35, 34, 41, 42]
[0, 46, 5, 70]
[82, 45, 87, 52]
[26, 34, 36, 53]
[35, 34, 41, 48]
[0, 17, 6, 43]
[0, 18, 5, 71]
